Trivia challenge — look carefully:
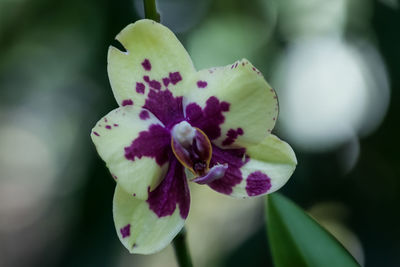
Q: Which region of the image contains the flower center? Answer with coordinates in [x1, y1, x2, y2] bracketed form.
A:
[171, 121, 227, 184]
[171, 121, 196, 148]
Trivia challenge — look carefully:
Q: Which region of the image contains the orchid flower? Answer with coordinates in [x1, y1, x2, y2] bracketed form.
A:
[91, 19, 297, 254]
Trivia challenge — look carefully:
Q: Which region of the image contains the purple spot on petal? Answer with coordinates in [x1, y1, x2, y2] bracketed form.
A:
[246, 171, 271, 196]
[220, 101, 230, 112]
[208, 145, 249, 195]
[93, 131, 100, 136]
[122, 99, 133, 106]
[222, 128, 244, 146]
[120, 224, 131, 238]
[124, 124, 170, 166]
[136, 82, 145, 94]
[162, 77, 170, 87]
[143, 89, 184, 129]
[222, 139, 233, 146]
[147, 156, 190, 218]
[142, 59, 151, 71]
[143, 76, 161, 90]
[149, 80, 161, 90]
[112, 174, 118, 180]
[133, 193, 136, 197]
[104, 118, 108, 122]
[169, 72, 182, 85]
[139, 110, 150, 120]
[227, 129, 236, 138]
[197, 80, 208, 88]
[186, 97, 230, 140]
[114, 123, 119, 127]
[222, 131, 236, 146]
[105, 125, 112, 130]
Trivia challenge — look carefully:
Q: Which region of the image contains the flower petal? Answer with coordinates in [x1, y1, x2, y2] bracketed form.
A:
[90, 106, 170, 199]
[113, 184, 186, 254]
[108, 19, 196, 107]
[208, 134, 296, 198]
[183, 59, 278, 148]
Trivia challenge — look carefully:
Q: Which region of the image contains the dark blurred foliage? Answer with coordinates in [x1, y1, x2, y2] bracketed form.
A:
[0, 0, 399, 267]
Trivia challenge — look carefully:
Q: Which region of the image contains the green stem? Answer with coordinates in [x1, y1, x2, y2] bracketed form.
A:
[172, 227, 193, 267]
[143, 0, 160, 22]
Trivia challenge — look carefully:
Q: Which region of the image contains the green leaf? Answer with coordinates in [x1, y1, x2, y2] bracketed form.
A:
[266, 193, 360, 267]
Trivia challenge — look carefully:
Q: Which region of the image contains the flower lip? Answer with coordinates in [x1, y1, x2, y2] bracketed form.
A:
[192, 163, 228, 185]
[171, 121, 212, 177]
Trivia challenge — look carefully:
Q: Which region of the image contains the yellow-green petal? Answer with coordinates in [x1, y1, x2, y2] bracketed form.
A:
[183, 59, 278, 148]
[232, 134, 297, 198]
[90, 106, 169, 199]
[108, 19, 196, 107]
[113, 184, 185, 254]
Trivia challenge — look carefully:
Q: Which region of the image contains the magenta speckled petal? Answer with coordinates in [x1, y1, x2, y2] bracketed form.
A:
[206, 134, 297, 198]
[183, 59, 279, 148]
[91, 106, 169, 199]
[207, 135, 296, 198]
[238, 134, 297, 197]
[108, 20, 196, 108]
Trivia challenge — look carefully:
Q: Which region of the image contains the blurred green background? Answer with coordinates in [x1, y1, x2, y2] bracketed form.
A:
[0, 0, 399, 266]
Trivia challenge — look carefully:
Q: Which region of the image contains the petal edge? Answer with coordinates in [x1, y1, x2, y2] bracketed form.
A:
[91, 105, 169, 199]
[108, 19, 196, 108]
[184, 59, 278, 148]
[113, 184, 185, 254]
